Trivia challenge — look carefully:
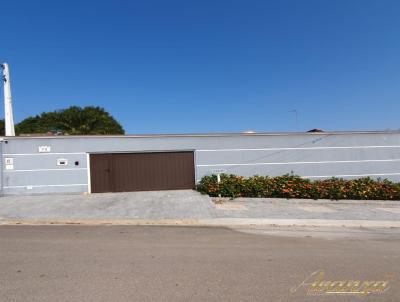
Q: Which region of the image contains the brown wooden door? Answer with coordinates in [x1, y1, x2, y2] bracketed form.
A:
[90, 154, 113, 193]
[90, 152, 195, 193]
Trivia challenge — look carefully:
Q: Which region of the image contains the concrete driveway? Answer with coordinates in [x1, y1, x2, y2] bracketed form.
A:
[0, 190, 216, 221]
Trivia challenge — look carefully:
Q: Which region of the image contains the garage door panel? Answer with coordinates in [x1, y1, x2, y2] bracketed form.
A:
[90, 154, 112, 193]
[90, 152, 195, 193]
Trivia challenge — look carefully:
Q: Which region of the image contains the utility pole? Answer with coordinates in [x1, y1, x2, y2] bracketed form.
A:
[1, 63, 16, 136]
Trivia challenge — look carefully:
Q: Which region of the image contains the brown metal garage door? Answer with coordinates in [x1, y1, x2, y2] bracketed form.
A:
[90, 152, 195, 193]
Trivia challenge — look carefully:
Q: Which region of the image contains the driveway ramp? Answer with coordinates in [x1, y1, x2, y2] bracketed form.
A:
[0, 190, 216, 221]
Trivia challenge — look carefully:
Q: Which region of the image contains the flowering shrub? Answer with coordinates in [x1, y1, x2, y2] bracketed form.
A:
[196, 174, 400, 200]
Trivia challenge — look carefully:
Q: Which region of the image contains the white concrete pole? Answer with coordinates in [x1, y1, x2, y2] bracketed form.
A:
[2, 63, 16, 136]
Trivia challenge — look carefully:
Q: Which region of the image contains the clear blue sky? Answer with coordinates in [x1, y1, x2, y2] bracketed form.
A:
[2, 0, 400, 134]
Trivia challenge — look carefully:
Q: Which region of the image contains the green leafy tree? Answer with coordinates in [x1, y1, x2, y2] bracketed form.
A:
[16, 106, 124, 135]
[0, 119, 4, 136]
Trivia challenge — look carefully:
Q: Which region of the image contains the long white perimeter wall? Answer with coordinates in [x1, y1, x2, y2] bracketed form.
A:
[1, 132, 400, 194]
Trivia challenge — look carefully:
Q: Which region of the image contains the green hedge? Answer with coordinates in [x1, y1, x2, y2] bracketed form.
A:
[196, 174, 400, 200]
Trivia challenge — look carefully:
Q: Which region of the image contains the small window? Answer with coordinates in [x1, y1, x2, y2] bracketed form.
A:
[57, 159, 68, 166]
[75, 161, 79, 166]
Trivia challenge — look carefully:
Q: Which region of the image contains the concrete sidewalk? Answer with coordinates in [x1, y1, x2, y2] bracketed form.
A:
[214, 197, 400, 220]
[0, 191, 399, 228]
[0, 190, 216, 221]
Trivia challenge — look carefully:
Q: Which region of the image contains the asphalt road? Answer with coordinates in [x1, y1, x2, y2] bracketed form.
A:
[0, 226, 399, 302]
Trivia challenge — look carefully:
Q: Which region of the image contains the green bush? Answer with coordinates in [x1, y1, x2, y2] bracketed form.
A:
[196, 174, 400, 200]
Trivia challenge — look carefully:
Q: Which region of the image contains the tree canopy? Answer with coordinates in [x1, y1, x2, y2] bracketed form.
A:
[0, 119, 4, 136]
[16, 106, 125, 135]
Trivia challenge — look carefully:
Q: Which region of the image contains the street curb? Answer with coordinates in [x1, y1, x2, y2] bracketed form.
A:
[1, 218, 400, 228]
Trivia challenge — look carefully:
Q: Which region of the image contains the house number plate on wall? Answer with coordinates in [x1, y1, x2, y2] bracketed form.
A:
[38, 146, 51, 153]
[5, 157, 14, 170]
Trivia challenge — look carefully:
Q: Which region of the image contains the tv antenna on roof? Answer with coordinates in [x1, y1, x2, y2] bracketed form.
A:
[1, 63, 15, 136]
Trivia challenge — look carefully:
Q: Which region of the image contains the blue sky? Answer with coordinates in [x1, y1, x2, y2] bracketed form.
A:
[2, 0, 400, 133]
